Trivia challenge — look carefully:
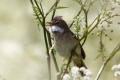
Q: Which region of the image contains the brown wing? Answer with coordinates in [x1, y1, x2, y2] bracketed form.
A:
[81, 46, 86, 59]
[61, 19, 86, 59]
[69, 31, 86, 59]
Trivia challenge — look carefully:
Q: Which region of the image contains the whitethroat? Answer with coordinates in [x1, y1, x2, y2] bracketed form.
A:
[48, 16, 87, 69]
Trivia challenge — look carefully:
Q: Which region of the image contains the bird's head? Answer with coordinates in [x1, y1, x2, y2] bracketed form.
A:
[48, 16, 69, 36]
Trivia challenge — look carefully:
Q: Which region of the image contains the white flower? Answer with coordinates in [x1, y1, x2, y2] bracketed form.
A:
[112, 64, 120, 77]
[63, 74, 70, 80]
[80, 67, 92, 77]
[82, 76, 91, 80]
[118, 64, 120, 69]
[79, 67, 92, 80]
[79, 67, 86, 72]
[84, 70, 92, 77]
[112, 64, 120, 71]
[70, 66, 92, 80]
[112, 65, 119, 70]
[71, 66, 81, 80]
[114, 71, 120, 77]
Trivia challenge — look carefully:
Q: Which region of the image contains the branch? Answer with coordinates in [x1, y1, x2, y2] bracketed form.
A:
[100, 14, 120, 24]
[61, 53, 72, 80]
[43, 18, 51, 80]
[69, 0, 85, 28]
[94, 43, 120, 80]
[81, 8, 88, 46]
[46, 0, 60, 72]
[39, 2, 44, 16]
[80, 14, 101, 42]
[51, 0, 60, 20]
[69, 7, 83, 28]
[30, 0, 51, 80]
[48, 37, 60, 72]
[45, 0, 60, 18]
[88, 14, 101, 35]
[34, 0, 44, 17]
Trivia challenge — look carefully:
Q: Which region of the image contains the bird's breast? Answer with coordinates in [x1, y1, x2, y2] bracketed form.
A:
[54, 33, 78, 59]
[55, 40, 73, 58]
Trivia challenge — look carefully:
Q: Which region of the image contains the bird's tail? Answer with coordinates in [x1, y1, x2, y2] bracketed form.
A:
[73, 57, 87, 68]
[73, 57, 87, 76]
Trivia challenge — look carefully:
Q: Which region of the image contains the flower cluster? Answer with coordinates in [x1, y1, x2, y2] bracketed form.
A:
[63, 66, 92, 80]
[111, 64, 120, 77]
[71, 66, 81, 80]
[63, 74, 71, 80]
[111, 0, 120, 7]
[79, 67, 92, 80]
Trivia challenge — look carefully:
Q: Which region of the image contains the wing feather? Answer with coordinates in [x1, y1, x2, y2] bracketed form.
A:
[69, 31, 86, 59]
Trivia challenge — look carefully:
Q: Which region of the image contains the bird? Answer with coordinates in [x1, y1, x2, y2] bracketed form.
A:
[48, 16, 87, 69]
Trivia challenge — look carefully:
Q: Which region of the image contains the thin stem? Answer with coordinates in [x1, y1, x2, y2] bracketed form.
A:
[47, 31, 60, 72]
[81, 9, 88, 46]
[79, 14, 101, 42]
[43, 18, 51, 80]
[69, 0, 85, 28]
[88, 15, 101, 35]
[30, 0, 51, 80]
[100, 14, 120, 24]
[87, 15, 99, 29]
[51, 0, 60, 20]
[69, 7, 83, 28]
[94, 43, 120, 80]
[45, 0, 60, 18]
[99, 30, 105, 61]
[87, 0, 96, 11]
[39, 2, 44, 16]
[46, 0, 60, 72]
[34, 0, 44, 17]
[61, 51, 73, 80]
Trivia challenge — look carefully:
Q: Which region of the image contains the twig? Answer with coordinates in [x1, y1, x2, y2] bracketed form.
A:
[79, 14, 101, 42]
[39, 2, 44, 16]
[69, 7, 83, 28]
[34, 0, 44, 17]
[51, 0, 60, 20]
[69, 0, 86, 28]
[99, 30, 105, 61]
[94, 43, 120, 80]
[87, 14, 99, 29]
[81, 8, 88, 46]
[61, 51, 73, 80]
[100, 14, 120, 24]
[48, 37, 60, 72]
[43, 18, 51, 80]
[45, 0, 60, 18]
[30, 0, 51, 80]
[31, 0, 60, 75]
[88, 14, 101, 35]
[46, 0, 60, 72]
[87, 0, 96, 11]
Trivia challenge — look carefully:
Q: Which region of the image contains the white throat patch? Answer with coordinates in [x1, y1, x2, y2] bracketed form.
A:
[49, 25, 64, 34]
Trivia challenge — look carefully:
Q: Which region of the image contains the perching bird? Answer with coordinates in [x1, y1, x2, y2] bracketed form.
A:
[48, 16, 87, 69]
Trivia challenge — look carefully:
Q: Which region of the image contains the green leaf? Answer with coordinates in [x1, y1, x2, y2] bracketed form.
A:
[95, 53, 103, 60]
[54, 6, 68, 10]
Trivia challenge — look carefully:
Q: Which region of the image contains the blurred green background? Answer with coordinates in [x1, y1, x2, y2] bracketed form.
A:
[0, 0, 120, 80]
